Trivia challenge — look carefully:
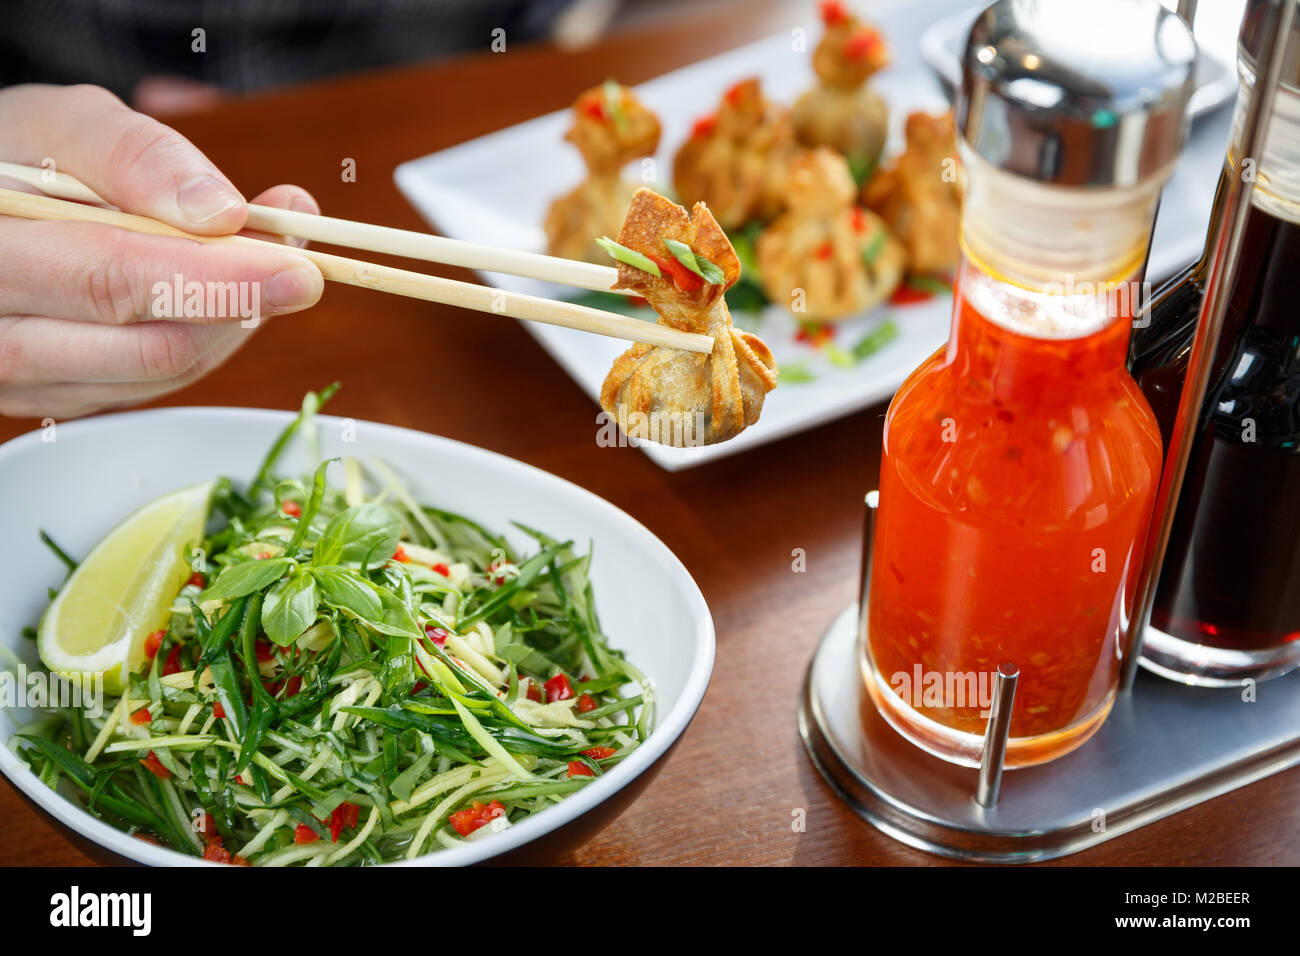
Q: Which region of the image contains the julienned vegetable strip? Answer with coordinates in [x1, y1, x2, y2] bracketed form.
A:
[15, 387, 648, 865]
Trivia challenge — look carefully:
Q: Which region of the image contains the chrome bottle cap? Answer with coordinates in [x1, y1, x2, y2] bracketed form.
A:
[1240, 0, 1300, 90]
[958, 0, 1197, 187]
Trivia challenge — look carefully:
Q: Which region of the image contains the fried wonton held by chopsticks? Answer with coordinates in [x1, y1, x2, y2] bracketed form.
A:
[599, 188, 778, 447]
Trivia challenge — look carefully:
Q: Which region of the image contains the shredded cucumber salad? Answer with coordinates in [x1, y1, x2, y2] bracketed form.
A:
[15, 386, 651, 865]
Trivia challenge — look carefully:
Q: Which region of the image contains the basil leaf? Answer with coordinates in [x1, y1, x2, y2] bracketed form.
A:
[201, 558, 293, 602]
[663, 238, 724, 285]
[364, 586, 422, 640]
[313, 503, 401, 567]
[314, 566, 383, 621]
[595, 236, 661, 277]
[262, 569, 319, 646]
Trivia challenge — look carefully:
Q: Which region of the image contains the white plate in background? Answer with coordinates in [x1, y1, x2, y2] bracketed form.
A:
[395, 0, 1234, 470]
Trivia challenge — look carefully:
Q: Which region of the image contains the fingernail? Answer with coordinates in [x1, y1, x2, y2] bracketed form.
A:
[290, 194, 319, 215]
[176, 174, 241, 223]
[265, 264, 322, 310]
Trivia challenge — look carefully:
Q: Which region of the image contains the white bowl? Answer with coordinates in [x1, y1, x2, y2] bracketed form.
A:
[0, 407, 714, 866]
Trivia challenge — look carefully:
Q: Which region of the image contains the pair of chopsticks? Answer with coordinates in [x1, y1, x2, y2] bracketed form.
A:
[0, 161, 712, 354]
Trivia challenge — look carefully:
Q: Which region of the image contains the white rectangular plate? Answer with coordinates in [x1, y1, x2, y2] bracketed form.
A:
[395, 0, 1233, 470]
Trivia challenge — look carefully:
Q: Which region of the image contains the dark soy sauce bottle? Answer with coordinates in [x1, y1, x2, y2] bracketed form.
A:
[1129, 0, 1300, 685]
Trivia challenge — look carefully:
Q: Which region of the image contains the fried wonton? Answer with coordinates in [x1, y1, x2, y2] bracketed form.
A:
[600, 188, 778, 447]
[672, 78, 798, 231]
[545, 82, 661, 264]
[758, 148, 904, 321]
[862, 109, 962, 275]
[792, 2, 891, 173]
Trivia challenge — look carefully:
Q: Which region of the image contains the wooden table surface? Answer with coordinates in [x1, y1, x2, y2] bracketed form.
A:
[3, 4, 1297, 867]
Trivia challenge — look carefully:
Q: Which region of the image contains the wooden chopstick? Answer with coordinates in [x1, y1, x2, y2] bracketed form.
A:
[0, 187, 712, 354]
[0, 161, 622, 293]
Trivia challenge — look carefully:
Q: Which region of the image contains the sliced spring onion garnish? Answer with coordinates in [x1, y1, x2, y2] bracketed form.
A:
[906, 274, 954, 296]
[602, 79, 629, 134]
[853, 319, 899, 359]
[595, 236, 661, 277]
[662, 238, 725, 285]
[861, 228, 888, 266]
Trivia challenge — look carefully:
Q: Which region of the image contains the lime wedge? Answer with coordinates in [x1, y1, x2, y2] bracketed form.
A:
[37, 481, 214, 695]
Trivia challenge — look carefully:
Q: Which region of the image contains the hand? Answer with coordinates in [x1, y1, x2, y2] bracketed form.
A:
[0, 84, 325, 418]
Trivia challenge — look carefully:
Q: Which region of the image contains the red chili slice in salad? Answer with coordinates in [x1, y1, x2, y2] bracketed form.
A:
[582, 746, 617, 760]
[185, 572, 206, 589]
[431, 562, 451, 577]
[266, 674, 303, 699]
[140, 751, 171, 779]
[143, 629, 166, 660]
[393, 545, 411, 563]
[522, 676, 543, 703]
[486, 560, 511, 585]
[567, 761, 594, 778]
[576, 693, 597, 713]
[294, 824, 320, 845]
[424, 624, 450, 647]
[448, 800, 505, 837]
[213, 701, 227, 719]
[129, 707, 152, 725]
[545, 673, 574, 702]
[162, 644, 183, 676]
[203, 842, 232, 863]
[281, 499, 302, 518]
[329, 802, 361, 842]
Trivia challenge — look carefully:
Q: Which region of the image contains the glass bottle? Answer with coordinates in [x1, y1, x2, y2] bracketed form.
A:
[1130, 0, 1300, 685]
[862, 0, 1196, 767]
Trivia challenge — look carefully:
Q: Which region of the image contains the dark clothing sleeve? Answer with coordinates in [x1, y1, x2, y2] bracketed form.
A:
[0, 0, 574, 99]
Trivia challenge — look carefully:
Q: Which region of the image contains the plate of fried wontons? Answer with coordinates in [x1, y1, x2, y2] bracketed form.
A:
[398, 0, 1186, 469]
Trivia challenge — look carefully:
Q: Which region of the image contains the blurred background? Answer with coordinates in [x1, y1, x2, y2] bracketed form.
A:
[0, 0, 1247, 120]
[0, 0, 799, 118]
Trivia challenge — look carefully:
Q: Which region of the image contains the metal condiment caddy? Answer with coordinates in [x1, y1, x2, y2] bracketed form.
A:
[798, 0, 1300, 862]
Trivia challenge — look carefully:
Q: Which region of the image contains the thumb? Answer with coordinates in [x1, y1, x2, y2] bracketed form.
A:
[0, 84, 247, 235]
